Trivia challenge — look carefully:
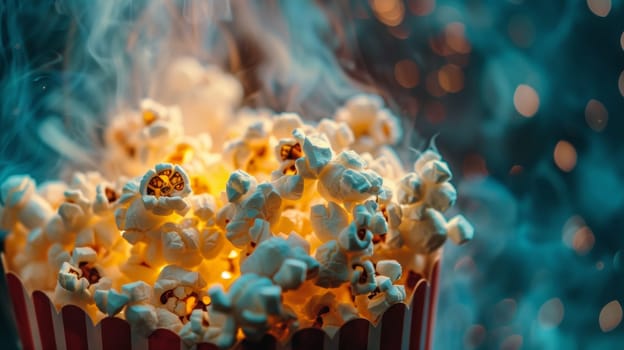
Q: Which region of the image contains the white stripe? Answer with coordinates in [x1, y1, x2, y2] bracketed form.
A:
[86, 314, 102, 350]
[51, 302, 67, 350]
[367, 320, 381, 350]
[22, 285, 42, 350]
[326, 329, 339, 350]
[131, 330, 148, 350]
[401, 303, 413, 350]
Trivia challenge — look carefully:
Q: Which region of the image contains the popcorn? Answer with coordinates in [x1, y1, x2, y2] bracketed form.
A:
[301, 292, 358, 335]
[241, 236, 319, 290]
[152, 265, 208, 331]
[334, 94, 402, 153]
[399, 208, 448, 254]
[0, 175, 54, 230]
[208, 274, 290, 348]
[2, 90, 474, 348]
[446, 215, 475, 245]
[139, 163, 192, 216]
[310, 201, 349, 242]
[317, 151, 383, 206]
[54, 247, 112, 310]
[159, 219, 203, 267]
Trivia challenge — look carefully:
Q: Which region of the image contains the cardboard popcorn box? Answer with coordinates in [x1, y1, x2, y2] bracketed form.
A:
[5, 260, 440, 350]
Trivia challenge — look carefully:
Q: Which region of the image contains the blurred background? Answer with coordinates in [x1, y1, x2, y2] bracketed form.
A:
[1, 0, 623, 348]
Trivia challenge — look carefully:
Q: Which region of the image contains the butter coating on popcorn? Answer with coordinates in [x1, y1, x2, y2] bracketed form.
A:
[2, 88, 474, 348]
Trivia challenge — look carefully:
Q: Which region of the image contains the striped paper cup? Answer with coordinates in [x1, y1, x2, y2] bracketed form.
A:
[6, 260, 440, 350]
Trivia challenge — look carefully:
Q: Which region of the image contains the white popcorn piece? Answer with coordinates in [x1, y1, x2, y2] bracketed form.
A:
[125, 304, 159, 336]
[316, 118, 354, 152]
[421, 160, 452, 184]
[222, 120, 276, 174]
[140, 163, 192, 216]
[427, 181, 457, 213]
[189, 193, 217, 223]
[271, 174, 304, 200]
[310, 201, 349, 242]
[179, 309, 222, 347]
[375, 260, 402, 282]
[93, 183, 119, 215]
[160, 219, 203, 267]
[208, 274, 290, 348]
[337, 222, 373, 254]
[414, 150, 442, 174]
[318, 151, 383, 205]
[302, 292, 358, 333]
[446, 215, 475, 245]
[334, 94, 401, 153]
[199, 227, 226, 259]
[241, 236, 319, 290]
[350, 260, 377, 295]
[272, 113, 304, 139]
[0, 175, 54, 230]
[121, 281, 154, 303]
[315, 240, 350, 288]
[153, 265, 208, 321]
[399, 208, 448, 254]
[225, 170, 255, 203]
[301, 132, 334, 174]
[94, 288, 130, 316]
[224, 182, 282, 248]
[364, 275, 406, 320]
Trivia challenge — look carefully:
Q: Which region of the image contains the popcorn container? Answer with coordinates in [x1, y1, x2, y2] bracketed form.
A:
[4, 256, 440, 350]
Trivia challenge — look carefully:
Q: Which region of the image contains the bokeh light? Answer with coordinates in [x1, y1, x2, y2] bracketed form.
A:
[538, 298, 565, 328]
[513, 84, 540, 117]
[599, 301, 623, 332]
[587, 0, 611, 17]
[585, 99, 608, 132]
[553, 140, 577, 172]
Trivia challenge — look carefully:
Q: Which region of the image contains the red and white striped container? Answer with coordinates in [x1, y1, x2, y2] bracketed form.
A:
[6, 260, 440, 350]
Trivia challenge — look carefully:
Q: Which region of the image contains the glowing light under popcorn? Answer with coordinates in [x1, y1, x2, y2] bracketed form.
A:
[0, 60, 473, 348]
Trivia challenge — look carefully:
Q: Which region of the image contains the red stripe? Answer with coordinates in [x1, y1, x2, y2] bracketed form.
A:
[338, 318, 369, 350]
[380, 303, 406, 350]
[62, 305, 88, 350]
[149, 328, 181, 350]
[239, 334, 277, 350]
[32, 291, 56, 350]
[409, 280, 428, 350]
[101, 317, 131, 349]
[291, 328, 325, 350]
[6, 273, 35, 350]
[196, 343, 219, 350]
[425, 260, 440, 350]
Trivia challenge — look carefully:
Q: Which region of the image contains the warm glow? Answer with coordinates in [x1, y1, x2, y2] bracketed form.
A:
[221, 271, 233, 279]
[585, 99, 608, 132]
[186, 296, 197, 315]
[371, 0, 405, 27]
[227, 249, 239, 259]
[445, 22, 471, 54]
[599, 301, 623, 332]
[539, 298, 565, 328]
[553, 140, 577, 172]
[394, 59, 420, 88]
[513, 84, 540, 117]
[618, 71, 624, 97]
[438, 64, 464, 93]
[572, 226, 595, 255]
[587, 0, 611, 17]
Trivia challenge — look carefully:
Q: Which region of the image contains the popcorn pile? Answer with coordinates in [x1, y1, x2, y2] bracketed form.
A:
[0, 60, 473, 349]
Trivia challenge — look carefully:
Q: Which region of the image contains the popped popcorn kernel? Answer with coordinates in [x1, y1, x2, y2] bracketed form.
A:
[2, 88, 473, 348]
